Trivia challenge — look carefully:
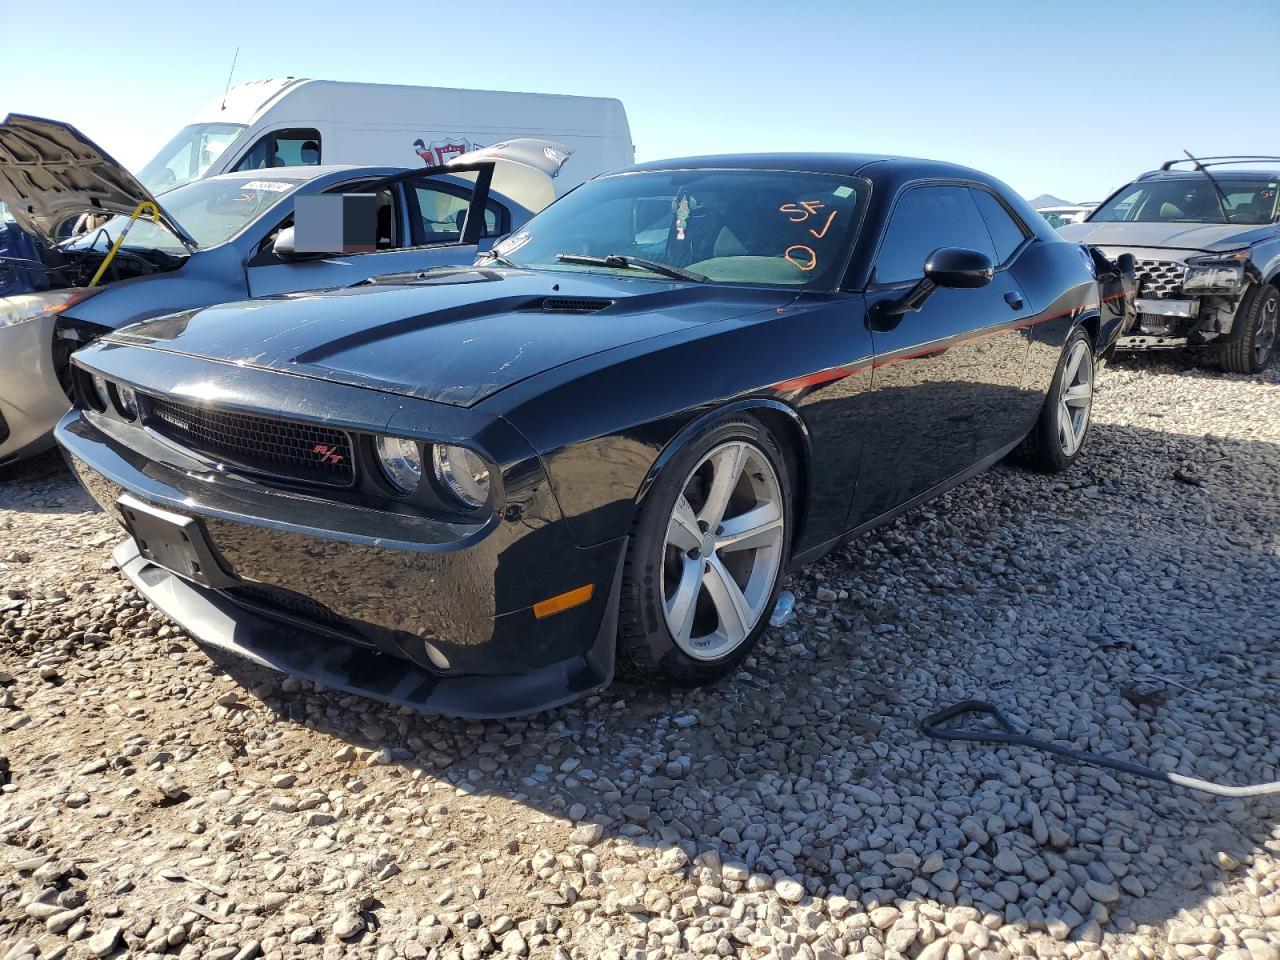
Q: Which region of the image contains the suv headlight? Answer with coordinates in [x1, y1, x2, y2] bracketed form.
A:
[0, 288, 99, 327]
[1183, 251, 1249, 294]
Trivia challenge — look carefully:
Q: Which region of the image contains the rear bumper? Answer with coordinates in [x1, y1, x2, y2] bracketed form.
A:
[0, 314, 69, 464]
[57, 409, 628, 717]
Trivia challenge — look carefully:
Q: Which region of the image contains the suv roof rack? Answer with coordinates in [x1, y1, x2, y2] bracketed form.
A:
[1158, 155, 1280, 171]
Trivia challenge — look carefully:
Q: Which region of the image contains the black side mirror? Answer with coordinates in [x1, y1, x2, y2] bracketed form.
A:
[885, 247, 994, 317]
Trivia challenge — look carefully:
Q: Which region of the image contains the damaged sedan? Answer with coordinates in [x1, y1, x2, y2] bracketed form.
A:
[0, 114, 568, 464]
[58, 153, 1135, 716]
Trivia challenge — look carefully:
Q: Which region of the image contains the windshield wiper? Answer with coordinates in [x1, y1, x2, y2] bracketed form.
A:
[1183, 149, 1234, 224]
[555, 252, 707, 283]
[482, 251, 521, 268]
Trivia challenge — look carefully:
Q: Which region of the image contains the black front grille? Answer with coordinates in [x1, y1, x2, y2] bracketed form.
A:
[145, 395, 355, 487]
[1134, 258, 1188, 300]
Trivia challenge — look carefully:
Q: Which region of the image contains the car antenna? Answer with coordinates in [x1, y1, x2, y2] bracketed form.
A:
[220, 47, 240, 112]
[1183, 149, 1233, 224]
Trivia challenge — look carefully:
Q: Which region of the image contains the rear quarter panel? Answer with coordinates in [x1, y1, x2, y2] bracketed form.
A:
[1012, 240, 1099, 392]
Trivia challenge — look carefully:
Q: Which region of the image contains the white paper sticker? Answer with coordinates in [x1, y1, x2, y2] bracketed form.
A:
[833, 185, 854, 198]
[241, 180, 294, 193]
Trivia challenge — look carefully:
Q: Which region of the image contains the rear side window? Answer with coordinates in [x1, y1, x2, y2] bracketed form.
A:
[875, 185, 997, 284]
[232, 128, 322, 171]
[409, 180, 506, 244]
[971, 189, 1028, 263]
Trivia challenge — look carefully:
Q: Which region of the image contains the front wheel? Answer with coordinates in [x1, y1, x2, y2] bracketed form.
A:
[1209, 283, 1279, 375]
[1015, 327, 1095, 473]
[617, 415, 793, 686]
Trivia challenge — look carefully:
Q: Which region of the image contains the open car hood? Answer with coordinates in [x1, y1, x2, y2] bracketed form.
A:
[0, 114, 196, 249]
[447, 138, 574, 213]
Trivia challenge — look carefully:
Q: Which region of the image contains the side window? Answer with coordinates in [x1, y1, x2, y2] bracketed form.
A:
[875, 185, 997, 284]
[232, 128, 321, 171]
[410, 180, 505, 244]
[971, 189, 1028, 264]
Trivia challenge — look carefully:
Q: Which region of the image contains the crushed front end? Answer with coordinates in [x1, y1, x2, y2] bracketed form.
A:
[1099, 248, 1255, 350]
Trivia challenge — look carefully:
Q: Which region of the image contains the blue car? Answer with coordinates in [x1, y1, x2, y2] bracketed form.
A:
[0, 114, 567, 464]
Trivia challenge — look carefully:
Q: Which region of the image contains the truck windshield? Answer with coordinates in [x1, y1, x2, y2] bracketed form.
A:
[491, 169, 867, 289]
[65, 176, 304, 253]
[138, 123, 248, 193]
[1092, 177, 1279, 225]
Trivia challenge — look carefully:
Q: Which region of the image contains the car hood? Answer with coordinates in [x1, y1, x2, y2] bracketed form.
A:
[107, 269, 793, 407]
[0, 114, 196, 248]
[1058, 219, 1271, 254]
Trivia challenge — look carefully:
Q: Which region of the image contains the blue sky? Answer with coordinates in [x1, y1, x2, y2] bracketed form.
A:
[2, 0, 1275, 202]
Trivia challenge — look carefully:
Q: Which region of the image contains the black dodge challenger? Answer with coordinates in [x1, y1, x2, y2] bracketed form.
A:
[56, 154, 1136, 717]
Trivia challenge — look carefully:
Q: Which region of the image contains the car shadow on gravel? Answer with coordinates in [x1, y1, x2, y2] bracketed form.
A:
[189, 414, 1280, 947]
[0, 448, 96, 516]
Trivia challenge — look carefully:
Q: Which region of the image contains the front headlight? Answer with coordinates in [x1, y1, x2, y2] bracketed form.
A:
[375, 436, 423, 494]
[1183, 251, 1249, 294]
[0, 288, 99, 327]
[433, 444, 492, 509]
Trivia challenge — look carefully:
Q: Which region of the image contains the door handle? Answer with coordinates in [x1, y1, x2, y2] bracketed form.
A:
[1004, 291, 1025, 310]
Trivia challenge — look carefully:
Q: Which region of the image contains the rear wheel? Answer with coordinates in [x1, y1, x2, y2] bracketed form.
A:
[1015, 326, 1094, 473]
[618, 415, 792, 686]
[1208, 283, 1279, 374]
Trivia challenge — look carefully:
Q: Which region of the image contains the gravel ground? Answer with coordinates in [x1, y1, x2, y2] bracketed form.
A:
[1, 354, 1278, 960]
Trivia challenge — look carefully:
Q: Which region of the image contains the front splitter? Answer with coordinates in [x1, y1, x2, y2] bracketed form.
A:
[112, 538, 623, 719]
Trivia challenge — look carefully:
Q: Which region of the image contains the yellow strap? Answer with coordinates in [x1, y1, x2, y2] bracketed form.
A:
[88, 201, 163, 288]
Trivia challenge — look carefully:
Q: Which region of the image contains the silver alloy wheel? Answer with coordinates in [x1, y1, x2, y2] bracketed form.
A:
[1057, 339, 1093, 458]
[1255, 295, 1278, 367]
[661, 440, 785, 661]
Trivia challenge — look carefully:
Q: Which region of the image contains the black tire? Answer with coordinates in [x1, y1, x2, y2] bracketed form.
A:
[617, 414, 793, 687]
[1204, 283, 1279, 375]
[1014, 326, 1095, 474]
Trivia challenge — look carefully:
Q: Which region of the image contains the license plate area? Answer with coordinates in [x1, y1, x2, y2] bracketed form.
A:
[1135, 298, 1197, 318]
[117, 494, 237, 589]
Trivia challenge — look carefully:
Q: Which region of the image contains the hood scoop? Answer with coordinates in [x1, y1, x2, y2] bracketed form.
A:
[537, 296, 615, 313]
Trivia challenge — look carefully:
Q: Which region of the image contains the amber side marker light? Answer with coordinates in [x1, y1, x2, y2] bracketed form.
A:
[533, 584, 594, 620]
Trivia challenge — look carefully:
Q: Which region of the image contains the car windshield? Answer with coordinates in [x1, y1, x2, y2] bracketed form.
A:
[492, 169, 868, 288]
[138, 122, 248, 193]
[64, 176, 305, 253]
[1092, 177, 1279, 225]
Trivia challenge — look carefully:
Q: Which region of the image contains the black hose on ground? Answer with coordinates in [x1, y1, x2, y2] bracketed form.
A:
[920, 700, 1280, 798]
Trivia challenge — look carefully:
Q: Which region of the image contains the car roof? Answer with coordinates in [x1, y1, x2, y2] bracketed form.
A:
[613, 153, 1001, 184]
[198, 164, 405, 184]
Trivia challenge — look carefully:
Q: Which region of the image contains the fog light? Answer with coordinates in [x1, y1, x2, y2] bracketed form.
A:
[115, 384, 138, 420]
[375, 436, 423, 494]
[433, 444, 491, 508]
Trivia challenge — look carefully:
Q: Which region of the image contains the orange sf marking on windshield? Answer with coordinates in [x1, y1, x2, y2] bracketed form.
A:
[779, 200, 825, 222]
[785, 245, 818, 271]
[809, 210, 838, 239]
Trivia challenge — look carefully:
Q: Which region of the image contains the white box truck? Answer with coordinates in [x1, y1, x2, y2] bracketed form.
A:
[136, 78, 633, 195]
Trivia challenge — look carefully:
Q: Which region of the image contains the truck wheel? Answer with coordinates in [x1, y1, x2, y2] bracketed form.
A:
[1014, 327, 1094, 474]
[1211, 283, 1279, 374]
[617, 415, 793, 687]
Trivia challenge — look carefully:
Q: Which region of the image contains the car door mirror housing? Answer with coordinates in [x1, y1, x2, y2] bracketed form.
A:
[923, 247, 995, 289]
[272, 225, 330, 261]
[273, 226, 298, 258]
[882, 247, 994, 318]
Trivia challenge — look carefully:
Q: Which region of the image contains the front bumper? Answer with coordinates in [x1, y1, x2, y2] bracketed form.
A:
[0, 314, 70, 464]
[57, 409, 628, 717]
